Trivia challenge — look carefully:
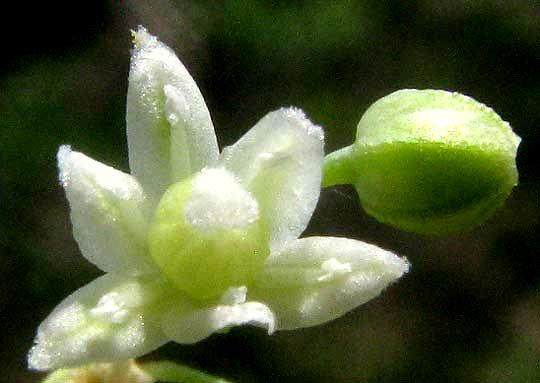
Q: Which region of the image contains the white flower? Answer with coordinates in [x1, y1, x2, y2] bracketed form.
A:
[28, 27, 409, 371]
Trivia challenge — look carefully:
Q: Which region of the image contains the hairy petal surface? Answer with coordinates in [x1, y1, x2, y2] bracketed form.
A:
[220, 108, 324, 252]
[127, 26, 219, 206]
[250, 237, 409, 330]
[161, 288, 275, 343]
[58, 146, 156, 274]
[28, 274, 173, 371]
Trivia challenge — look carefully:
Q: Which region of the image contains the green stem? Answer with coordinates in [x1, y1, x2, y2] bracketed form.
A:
[141, 361, 232, 383]
[322, 144, 357, 187]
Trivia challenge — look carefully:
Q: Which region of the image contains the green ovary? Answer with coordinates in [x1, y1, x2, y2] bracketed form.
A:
[324, 89, 522, 236]
[148, 174, 270, 300]
[352, 141, 517, 235]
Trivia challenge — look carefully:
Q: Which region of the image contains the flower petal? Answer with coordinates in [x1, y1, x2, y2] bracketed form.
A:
[58, 146, 156, 275]
[250, 237, 409, 330]
[161, 299, 275, 344]
[127, 26, 219, 206]
[28, 273, 172, 371]
[219, 107, 324, 251]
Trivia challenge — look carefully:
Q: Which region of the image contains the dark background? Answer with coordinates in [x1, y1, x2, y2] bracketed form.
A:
[1, 1, 539, 382]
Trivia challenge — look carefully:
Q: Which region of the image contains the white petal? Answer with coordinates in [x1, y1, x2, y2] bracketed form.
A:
[58, 146, 156, 274]
[28, 273, 171, 371]
[161, 300, 275, 344]
[219, 286, 248, 306]
[250, 237, 409, 330]
[127, 26, 219, 206]
[220, 107, 324, 251]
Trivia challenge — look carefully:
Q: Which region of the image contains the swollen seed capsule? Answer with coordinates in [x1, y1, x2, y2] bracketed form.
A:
[323, 89, 520, 236]
[148, 168, 270, 300]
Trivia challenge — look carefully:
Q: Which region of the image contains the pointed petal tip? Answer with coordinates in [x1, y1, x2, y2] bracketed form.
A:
[27, 344, 50, 371]
[397, 255, 411, 276]
[57, 144, 72, 163]
[57, 144, 73, 186]
[131, 25, 157, 51]
[379, 253, 410, 289]
[279, 106, 324, 142]
[379, 250, 410, 280]
[57, 144, 72, 157]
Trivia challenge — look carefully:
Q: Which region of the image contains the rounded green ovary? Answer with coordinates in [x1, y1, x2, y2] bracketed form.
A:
[353, 141, 517, 235]
[148, 177, 269, 300]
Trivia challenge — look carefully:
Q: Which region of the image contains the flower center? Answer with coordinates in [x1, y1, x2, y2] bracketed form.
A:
[184, 168, 259, 231]
[148, 168, 270, 300]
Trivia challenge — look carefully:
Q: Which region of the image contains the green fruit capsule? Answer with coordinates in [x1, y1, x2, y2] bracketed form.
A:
[323, 89, 520, 236]
[148, 168, 270, 300]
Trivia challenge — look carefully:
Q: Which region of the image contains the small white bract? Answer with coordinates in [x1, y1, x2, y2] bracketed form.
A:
[28, 26, 409, 371]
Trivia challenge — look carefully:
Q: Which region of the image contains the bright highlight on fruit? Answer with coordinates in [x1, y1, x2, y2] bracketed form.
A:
[323, 89, 521, 236]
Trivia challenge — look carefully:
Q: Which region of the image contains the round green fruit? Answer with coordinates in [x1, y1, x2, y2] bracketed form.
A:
[324, 89, 520, 236]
